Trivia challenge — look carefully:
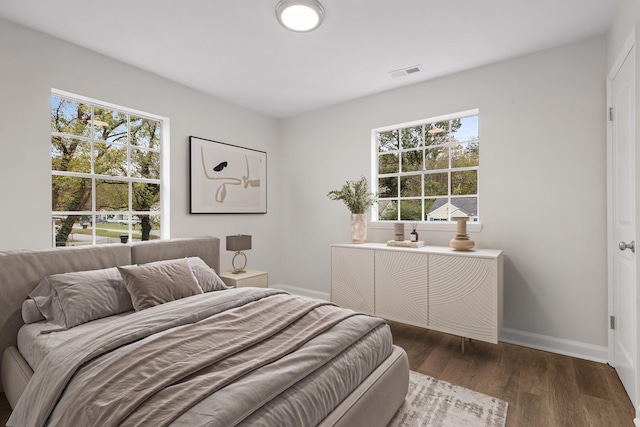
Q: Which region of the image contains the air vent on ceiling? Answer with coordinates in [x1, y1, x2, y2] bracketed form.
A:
[389, 64, 424, 79]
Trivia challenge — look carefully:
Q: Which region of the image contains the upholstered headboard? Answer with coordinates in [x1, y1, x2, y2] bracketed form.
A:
[0, 236, 220, 387]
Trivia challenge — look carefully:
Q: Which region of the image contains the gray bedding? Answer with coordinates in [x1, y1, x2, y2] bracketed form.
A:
[8, 287, 393, 427]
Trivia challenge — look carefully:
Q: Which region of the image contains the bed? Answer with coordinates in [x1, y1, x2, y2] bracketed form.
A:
[0, 236, 409, 426]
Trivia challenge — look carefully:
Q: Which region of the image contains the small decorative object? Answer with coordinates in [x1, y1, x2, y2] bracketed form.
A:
[449, 217, 475, 251]
[394, 222, 405, 241]
[327, 176, 377, 244]
[386, 240, 425, 248]
[410, 222, 419, 242]
[226, 234, 252, 273]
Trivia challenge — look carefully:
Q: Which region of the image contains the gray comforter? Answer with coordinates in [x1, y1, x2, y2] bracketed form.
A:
[8, 288, 393, 427]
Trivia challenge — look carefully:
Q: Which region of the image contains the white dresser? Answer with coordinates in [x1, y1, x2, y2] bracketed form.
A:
[330, 243, 503, 344]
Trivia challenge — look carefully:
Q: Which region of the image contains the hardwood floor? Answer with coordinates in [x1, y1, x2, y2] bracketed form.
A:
[0, 391, 9, 426]
[0, 323, 634, 426]
[389, 321, 635, 426]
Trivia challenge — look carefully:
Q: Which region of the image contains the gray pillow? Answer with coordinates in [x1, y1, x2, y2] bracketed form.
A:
[29, 267, 133, 329]
[118, 258, 203, 311]
[187, 257, 230, 292]
[29, 278, 65, 325]
[22, 299, 45, 324]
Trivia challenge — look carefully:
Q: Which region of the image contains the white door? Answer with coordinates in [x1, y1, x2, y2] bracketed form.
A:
[609, 39, 637, 409]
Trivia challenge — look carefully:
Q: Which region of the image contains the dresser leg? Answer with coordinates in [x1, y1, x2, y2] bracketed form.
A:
[460, 337, 472, 354]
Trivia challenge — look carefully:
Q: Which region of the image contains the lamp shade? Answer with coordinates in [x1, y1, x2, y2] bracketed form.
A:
[226, 235, 252, 252]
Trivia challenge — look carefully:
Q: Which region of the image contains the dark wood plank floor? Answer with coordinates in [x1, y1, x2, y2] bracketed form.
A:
[0, 391, 9, 426]
[0, 322, 634, 426]
[389, 321, 635, 427]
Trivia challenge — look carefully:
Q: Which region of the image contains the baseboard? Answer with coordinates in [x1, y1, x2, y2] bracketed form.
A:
[500, 327, 609, 363]
[271, 283, 330, 301]
[273, 284, 609, 363]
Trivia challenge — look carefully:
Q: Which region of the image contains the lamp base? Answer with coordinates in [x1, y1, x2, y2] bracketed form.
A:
[232, 251, 247, 274]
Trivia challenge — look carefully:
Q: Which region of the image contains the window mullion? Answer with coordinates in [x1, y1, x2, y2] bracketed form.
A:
[127, 115, 132, 239]
[91, 106, 96, 245]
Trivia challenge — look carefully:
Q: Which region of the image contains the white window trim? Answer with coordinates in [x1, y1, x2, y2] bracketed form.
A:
[370, 108, 481, 231]
[51, 88, 170, 241]
[369, 218, 483, 233]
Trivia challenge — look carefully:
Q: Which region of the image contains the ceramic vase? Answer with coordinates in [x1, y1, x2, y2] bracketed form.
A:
[351, 213, 367, 244]
[449, 217, 475, 251]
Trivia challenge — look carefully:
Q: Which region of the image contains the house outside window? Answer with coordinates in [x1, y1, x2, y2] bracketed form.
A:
[372, 109, 479, 224]
[51, 90, 168, 246]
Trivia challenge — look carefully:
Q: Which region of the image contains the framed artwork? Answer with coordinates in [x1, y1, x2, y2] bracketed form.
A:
[190, 136, 267, 214]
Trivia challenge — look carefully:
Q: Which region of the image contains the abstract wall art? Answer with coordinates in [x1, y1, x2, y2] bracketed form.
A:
[190, 136, 267, 213]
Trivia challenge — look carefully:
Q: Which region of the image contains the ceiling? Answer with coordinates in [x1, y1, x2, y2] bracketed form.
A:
[0, 0, 617, 119]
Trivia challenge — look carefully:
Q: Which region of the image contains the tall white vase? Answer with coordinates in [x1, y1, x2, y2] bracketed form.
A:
[351, 213, 367, 244]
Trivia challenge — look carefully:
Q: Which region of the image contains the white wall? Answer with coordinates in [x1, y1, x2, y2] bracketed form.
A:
[279, 36, 609, 358]
[0, 18, 283, 280]
[608, 0, 640, 67]
[0, 16, 613, 360]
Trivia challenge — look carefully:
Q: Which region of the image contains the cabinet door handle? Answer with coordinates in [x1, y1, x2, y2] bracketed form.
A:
[619, 241, 635, 253]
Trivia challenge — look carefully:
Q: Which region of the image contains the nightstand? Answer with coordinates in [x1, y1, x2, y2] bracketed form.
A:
[220, 269, 268, 288]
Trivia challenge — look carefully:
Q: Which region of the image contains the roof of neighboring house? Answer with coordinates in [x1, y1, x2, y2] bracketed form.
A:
[428, 197, 478, 216]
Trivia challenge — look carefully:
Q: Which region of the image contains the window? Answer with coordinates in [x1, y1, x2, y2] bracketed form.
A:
[373, 109, 479, 224]
[51, 90, 168, 246]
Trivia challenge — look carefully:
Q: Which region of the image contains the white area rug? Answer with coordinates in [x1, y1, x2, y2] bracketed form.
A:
[388, 371, 508, 427]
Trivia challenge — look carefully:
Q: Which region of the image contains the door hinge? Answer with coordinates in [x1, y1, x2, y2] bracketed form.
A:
[609, 107, 614, 121]
[610, 315, 616, 330]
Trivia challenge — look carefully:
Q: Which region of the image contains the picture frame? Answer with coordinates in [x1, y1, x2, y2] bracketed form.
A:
[190, 136, 267, 214]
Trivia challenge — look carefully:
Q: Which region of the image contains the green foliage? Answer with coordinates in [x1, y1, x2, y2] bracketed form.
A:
[327, 176, 377, 214]
[400, 175, 421, 197]
[451, 170, 477, 195]
[400, 200, 421, 221]
[51, 95, 162, 244]
[424, 173, 448, 196]
[401, 150, 422, 172]
[379, 177, 397, 198]
[378, 200, 398, 220]
[377, 130, 399, 152]
[378, 153, 399, 174]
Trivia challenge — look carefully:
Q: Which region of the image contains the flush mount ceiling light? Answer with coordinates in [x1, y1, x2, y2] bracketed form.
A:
[276, 0, 325, 32]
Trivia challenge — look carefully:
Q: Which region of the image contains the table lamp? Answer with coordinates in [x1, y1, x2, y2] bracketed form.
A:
[226, 235, 252, 274]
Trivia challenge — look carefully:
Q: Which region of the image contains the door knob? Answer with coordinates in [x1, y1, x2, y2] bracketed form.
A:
[619, 241, 635, 253]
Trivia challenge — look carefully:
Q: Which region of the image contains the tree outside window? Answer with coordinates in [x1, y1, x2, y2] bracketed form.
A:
[51, 93, 163, 246]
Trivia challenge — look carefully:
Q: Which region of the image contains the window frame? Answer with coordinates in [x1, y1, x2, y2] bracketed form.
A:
[51, 88, 171, 246]
[370, 109, 481, 233]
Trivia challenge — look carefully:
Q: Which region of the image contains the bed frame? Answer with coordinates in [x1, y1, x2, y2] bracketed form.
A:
[0, 236, 408, 427]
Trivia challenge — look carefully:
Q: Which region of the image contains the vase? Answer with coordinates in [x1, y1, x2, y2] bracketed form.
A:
[449, 217, 474, 251]
[351, 213, 367, 244]
[394, 222, 405, 241]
